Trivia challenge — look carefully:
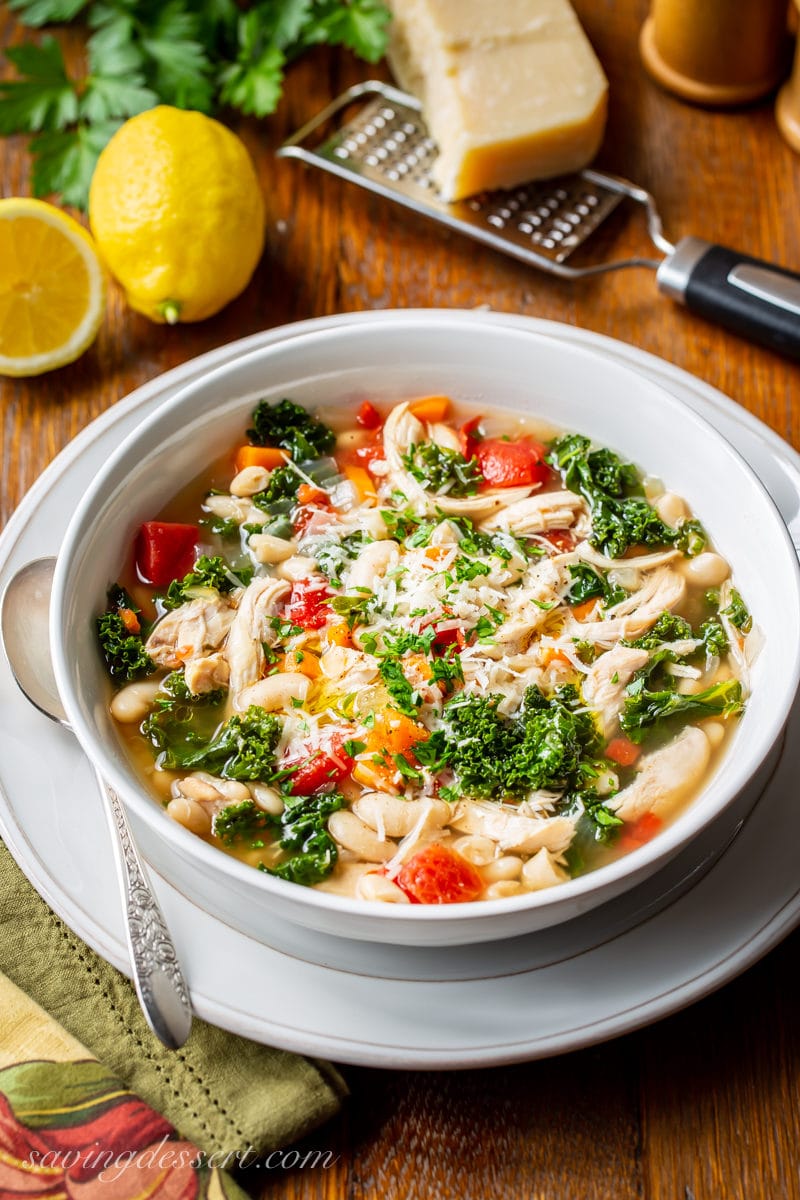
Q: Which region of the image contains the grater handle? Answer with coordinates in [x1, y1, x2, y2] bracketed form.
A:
[657, 237, 800, 359]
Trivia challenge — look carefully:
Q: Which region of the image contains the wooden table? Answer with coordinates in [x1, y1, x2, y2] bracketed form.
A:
[3, 2, 800, 1196]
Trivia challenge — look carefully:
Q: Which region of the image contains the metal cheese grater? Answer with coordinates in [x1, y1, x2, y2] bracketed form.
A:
[278, 80, 800, 359]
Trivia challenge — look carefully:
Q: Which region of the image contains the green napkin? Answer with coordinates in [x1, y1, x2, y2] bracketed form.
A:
[0, 840, 347, 1158]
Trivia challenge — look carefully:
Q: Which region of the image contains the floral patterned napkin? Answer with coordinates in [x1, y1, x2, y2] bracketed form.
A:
[0, 972, 249, 1199]
[0, 841, 347, 1161]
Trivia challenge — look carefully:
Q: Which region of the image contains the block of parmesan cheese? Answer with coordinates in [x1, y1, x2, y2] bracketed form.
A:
[386, 0, 608, 201]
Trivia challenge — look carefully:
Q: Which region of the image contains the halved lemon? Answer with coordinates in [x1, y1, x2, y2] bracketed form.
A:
[0, 198, 106, 377]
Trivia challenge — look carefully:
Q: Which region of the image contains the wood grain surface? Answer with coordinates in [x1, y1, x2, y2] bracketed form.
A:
[3, 2, 800, 1197]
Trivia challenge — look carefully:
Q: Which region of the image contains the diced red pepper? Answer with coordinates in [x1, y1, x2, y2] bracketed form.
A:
[459, 415, 484, 461]
[395, 845, 484, 904]
[605, 735, 641, 768]
[432, 624, 466, 652]
[284, 580, 332, 630]
[136, 522, 199, 588]
[355, 431, 386, 469]
[475, 438, 551, 488]
[541, 528, 577, 553]
[618, 812, 663, 852]
[356, 400, 383, 430]
[287, 732, 355, 795]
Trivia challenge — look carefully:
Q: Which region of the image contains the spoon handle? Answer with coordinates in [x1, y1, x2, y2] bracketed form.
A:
[96, 770, 193, 1048]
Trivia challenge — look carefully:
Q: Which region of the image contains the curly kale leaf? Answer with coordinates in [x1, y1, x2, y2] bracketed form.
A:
[722, 588, 752, 633]
[252, 463, 300, 509]
[402, 442, 483, 497]
[624, 611, 694, 649]
[566, 564, 626, 607]
[97, 584, 154, 682]
[147, 704, 282, 781]
[548, 434, 707, 560]
[434, 685, 601, 800]
[264, 791, 345, 885]
[620, 674, 743, 743]
[162, 554, 252, 610]
[248, 398, 335, 461]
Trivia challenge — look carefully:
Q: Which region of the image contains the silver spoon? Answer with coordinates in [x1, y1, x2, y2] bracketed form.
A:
[1, 557, 193, 1049]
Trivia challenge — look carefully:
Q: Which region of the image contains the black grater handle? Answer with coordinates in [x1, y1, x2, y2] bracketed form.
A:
[656, 237, 800, 360]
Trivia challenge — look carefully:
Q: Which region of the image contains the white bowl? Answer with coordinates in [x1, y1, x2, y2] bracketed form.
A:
[51, 312, 800, 946]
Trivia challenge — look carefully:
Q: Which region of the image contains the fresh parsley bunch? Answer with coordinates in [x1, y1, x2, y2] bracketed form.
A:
[0, 0, 391, 207]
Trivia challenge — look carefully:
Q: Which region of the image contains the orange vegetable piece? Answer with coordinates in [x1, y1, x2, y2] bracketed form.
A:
[409, 395, 451, 423]
[296, 483, 329, 506]
[605, 735, 641, 767]
[541, 647, 570, 666]
[119, 608, 141, 635]
[234, 445, 289, 472]
[396, 845, 484, 904]
[572, 598, 599, 621]
[275, 651, 321, 680]
[326, 621, 352, 648]
[618, 812, 662, 852]
[343, 464, 377, 504]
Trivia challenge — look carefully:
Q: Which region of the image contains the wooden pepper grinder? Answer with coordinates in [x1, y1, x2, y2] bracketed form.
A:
[640, 0, 792, 106]
[776, 0, 800, 150]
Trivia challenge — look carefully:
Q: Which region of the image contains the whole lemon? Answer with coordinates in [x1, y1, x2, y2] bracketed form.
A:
[89, 106, 265, 324]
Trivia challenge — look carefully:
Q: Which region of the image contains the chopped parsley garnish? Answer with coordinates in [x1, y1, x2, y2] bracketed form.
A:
[379, 656, 420, 716]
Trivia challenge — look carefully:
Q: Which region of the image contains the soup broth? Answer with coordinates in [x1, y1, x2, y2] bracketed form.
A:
[99, 393, 752, 905]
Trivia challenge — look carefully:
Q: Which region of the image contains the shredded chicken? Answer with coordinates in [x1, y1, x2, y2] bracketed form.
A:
[145, 597, 236, 670]
[582, 645, 649, 737]
[575, 566, 687, 645]
[225, 577, 290, 705]
[609, 726, 712, 822]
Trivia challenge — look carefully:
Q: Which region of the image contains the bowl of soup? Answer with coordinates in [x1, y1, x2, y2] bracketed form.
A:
[50, 312, 800, 946]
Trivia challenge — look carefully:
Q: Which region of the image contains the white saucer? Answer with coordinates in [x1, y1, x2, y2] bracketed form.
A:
[2, 312, 799, 1069]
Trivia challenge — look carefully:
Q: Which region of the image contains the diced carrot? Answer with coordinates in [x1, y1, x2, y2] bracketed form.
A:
[404, 652, 433, 682]
[235, 445, 288, 473]
[619, 812, 663, 852]
[541, 647, 570, 666]
[326, 621, 352, 648]
[605, 735, 641, 767]
[409, 395, 451, 423]
[296, 483, 329, 506]
[424, 545, 449, 561]
[119, 608, 141, 635]
[276, 651, 321, 680]
[353, 760, 397, 792]
[572, 598, 598, 621]
[343, 464, 377, 504]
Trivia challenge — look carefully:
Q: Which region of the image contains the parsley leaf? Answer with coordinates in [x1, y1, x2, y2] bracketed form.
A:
[0, 39, 78, 134]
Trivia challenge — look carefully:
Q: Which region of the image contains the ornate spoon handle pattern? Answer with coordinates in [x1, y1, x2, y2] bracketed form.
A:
[98, 771, 193, 1048]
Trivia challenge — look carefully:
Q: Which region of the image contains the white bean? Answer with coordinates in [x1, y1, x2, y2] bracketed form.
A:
[353, 793, 450, 838]
[327, 810, 397, 862]
[450, 834, 497, 866]
[110, 679, 164, 724]
[250, 784, 285, 815]
[655, 491, 689, 526]
[521, 848, 568, 891]
[484, 881, 522, 900]
[203, 493, 258, 523]
[276, 555, 322, 582]
[167, 796, 212, 836]
[682, 552, 730, 588]
[190, 771, 251, 801]
[171, 776, 220, 803]
[238, 673, 310, 711]
[347, 539, 400, 591]
[249, 533, 296, 563]
[230, 465, 271, 497]
[357, 872, 411, 903]
[702, 720, 726, 748]
[481, 855, 523, 883]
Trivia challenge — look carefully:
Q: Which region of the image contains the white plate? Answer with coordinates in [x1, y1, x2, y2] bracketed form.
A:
[2, 312, 799, 1068]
